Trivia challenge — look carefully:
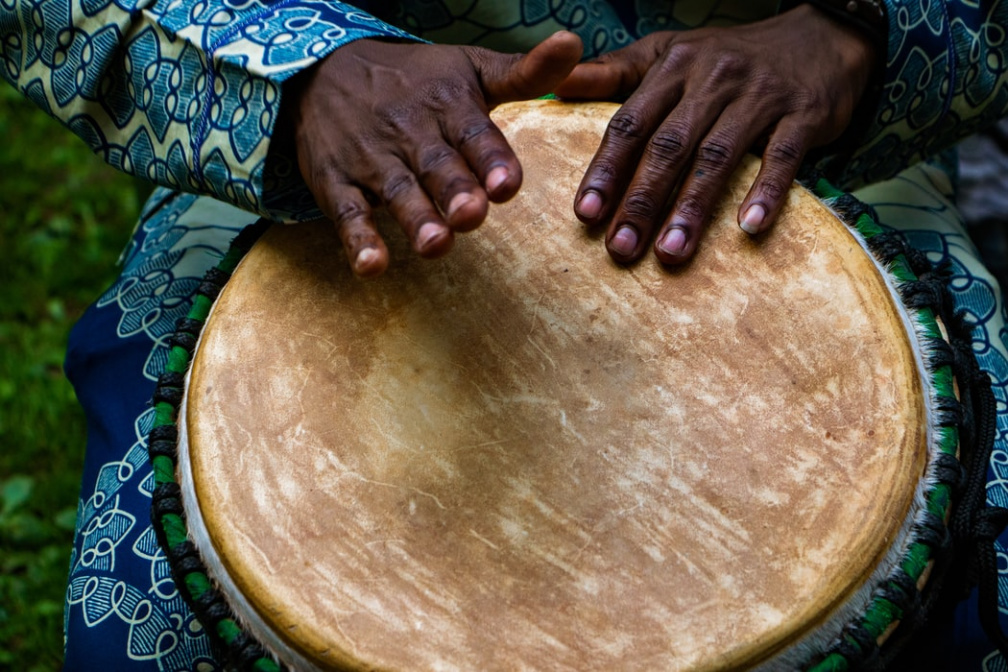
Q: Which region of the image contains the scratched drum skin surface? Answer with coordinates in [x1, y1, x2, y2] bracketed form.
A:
[181, 102, 927, 671]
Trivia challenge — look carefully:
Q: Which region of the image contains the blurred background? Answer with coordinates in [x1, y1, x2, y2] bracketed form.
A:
[0, 85, 148, 671]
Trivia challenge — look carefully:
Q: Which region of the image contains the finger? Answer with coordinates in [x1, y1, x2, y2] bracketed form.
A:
[472, 31, 583, 105]
[602, 88, 739, 263]
[653, 104, 779, 264]
[573, 45, 685, 230]
[439, 107, 523, 203]
[410, 140, 489, 233]
[737, 118, 810, 236]
[367, 158, 455, 259]
[553, 35, 666, 101]
[318, 182, 389, 278]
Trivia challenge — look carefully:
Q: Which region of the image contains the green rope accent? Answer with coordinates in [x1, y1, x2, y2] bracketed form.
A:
[936, 425, 959, 455]
[216, 618, 243, 644]
[161, 513, 189, 550]
[852, 214, 884, 240]
[933, 365, 957, 401]
[152, 454, 177, 489]
[900, 542, 931, 582]
[189, 294, 215, 323]
[252, 657, 283, 672]
[808, 653, 848, 672]
[928, 483, 953, 516]
[166, 346, 192, 375]
[860, 597, 902, 639]
[185, 571, 213, 599]
[154, 401, 175, 428]
[801, 176, 965, 670]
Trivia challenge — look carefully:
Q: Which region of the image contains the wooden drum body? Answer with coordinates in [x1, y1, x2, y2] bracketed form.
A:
[151, 101, 959, 671]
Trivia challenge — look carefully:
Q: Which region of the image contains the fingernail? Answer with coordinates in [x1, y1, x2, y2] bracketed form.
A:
[658, 227, 687, 256]
[447, 192, 475, 220]
[610, 225, 638, 257]
[486, 166, 509, 194]
[577, 191, 603, 220]
[740, 204, 766, 235]
[417, 222, 446, 251]
[354, 247, 380, 273]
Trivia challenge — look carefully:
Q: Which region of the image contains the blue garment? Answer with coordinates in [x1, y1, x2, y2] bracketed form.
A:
[0, 0, 1003, 668]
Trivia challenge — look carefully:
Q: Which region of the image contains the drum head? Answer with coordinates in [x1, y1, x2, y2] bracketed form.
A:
[182, 101, 927, 671]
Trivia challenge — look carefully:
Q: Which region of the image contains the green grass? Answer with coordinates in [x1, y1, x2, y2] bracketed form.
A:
[0, 84, 148, 670]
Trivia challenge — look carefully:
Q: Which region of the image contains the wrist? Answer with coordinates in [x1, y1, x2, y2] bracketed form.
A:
[778, 0, 887, 66]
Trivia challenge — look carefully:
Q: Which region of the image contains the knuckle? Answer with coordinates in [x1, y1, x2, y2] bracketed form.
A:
[708, 50, 748, 82]
[675, 197, 705, 223]
[456, 118, 497, 148]
[655, 43, 694, 74]
[588, 160, 619, 183]
[376, 104, 415, 138]
[757, 175, 790, 202]
[417, 145, 456, 176]
[765, 137, 804, 165]
[331, 199, 368, 226]
[424, 78, 472, 107]
[608, 110, 648, 141]
[649, 126, 690, 160]
[380, 171, 418, 204]
[622, 190, 661, 219]
[695, 137, 733, 168]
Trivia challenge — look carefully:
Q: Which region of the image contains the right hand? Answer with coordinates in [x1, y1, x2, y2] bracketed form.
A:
[285, 32, 583, 277]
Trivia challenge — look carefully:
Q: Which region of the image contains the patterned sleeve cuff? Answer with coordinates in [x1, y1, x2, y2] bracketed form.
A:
[834, 1, 1008, 189]
[176, 2, 420, 217]
[1, 1, 416, 219]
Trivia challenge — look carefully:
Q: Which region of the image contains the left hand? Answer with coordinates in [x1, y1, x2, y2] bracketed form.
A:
[554, 5, 879, 265]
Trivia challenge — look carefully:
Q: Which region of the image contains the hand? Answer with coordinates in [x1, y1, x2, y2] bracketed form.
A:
[554, 6, 879, 265]
[285, 32, 582, 276]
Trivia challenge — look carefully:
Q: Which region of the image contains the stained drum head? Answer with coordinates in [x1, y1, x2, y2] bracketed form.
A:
[180, 101, 928, 670]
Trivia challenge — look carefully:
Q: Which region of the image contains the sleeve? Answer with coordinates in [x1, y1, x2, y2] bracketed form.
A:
[836, 0, 1008, 188]
[0, 0, 419, 220]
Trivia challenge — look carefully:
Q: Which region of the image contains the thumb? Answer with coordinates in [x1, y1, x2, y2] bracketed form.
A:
[471, 31, 583, 106]
[553, 36, 664, 100]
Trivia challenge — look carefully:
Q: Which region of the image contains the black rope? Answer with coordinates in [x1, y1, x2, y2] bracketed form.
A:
[798, 173, 1008, 670]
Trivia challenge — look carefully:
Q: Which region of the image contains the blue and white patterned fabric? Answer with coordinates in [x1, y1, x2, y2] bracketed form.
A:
[2, 0, 1008, 669]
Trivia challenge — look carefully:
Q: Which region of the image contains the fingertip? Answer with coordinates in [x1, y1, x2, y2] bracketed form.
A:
[352, 246, 389, 277]
[575, 190, 604, 222]
[657, 226, 687, 257]
[607, 224, 640, 260]
[654, 225, 695, 265]
[739, 203, 767, 235]
[542, 30, 584, 66]
[485, 164, 521, 202]
[446, 191, 489, 232]
[416, 222, 455, 258]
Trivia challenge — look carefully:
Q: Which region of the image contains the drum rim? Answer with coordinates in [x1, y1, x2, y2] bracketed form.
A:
[147, 115, 966, 672]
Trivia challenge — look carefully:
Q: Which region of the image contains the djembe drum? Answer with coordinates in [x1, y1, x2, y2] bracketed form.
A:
[149, 101, 987, 671]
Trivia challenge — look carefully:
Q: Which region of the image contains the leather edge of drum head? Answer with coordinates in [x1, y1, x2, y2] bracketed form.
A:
[179, 252, 335, 672]
[748, 183, 933, 671]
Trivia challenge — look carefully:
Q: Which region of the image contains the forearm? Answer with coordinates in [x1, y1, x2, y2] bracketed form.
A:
[0, 1, 416, 217]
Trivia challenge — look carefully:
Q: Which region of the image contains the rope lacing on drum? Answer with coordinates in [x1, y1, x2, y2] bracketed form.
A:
[945, 315, 1008, 660]
[802, 175, 1008, 671]
[147, 219, 285, 672]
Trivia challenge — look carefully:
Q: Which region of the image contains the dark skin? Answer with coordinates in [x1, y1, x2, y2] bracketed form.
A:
[285, 31, 583, 277]
[284, 6, 878, 275]
[554, 4, 879, 265]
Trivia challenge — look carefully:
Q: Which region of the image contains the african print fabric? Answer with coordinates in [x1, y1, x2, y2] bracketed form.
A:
[0, 0, 1006, 669]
